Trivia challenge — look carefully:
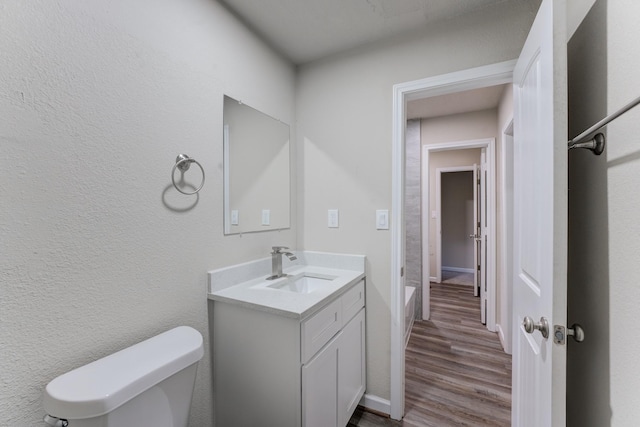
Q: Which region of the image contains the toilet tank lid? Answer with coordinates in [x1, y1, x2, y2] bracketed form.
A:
[43, 326, 204, 419]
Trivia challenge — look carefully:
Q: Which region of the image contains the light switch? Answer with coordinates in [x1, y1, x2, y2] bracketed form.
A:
[231, 210, 239, 225]
[328, 209, 339, 228]
[376, 209, 389, 230]
[261, 209, 270, 226]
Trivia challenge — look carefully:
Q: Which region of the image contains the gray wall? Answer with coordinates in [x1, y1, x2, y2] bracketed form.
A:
[441, 171, 475, 270]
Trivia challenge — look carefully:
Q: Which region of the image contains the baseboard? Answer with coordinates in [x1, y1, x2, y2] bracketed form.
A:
[359, 394, 391, 416]
[496, 324, 512, 355]
[442, 266, 475, 274]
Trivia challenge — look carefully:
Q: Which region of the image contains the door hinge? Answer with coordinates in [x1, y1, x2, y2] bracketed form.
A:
[477, 264, 480, 271]
[400, 267, 404, 277]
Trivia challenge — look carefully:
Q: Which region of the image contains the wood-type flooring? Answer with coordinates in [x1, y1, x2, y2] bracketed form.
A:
[349, 282, 512, 426]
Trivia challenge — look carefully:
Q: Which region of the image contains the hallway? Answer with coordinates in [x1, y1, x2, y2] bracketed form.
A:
[349, 282, 511, 426]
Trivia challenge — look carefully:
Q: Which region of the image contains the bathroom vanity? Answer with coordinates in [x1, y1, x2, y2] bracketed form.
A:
[208, 252, 366, 427]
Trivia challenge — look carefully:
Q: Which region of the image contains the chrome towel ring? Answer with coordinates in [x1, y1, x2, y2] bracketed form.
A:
[171, 154, 205, 195]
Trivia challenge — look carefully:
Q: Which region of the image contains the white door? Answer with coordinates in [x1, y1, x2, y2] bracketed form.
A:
[479, 149, 488, 325]
[512, 0, 567, 426]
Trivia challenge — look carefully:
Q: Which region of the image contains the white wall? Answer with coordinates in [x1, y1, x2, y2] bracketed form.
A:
[496, 84, 514, 352]
[607, 1, 640, 424]
[567, 1, 640, 425]
[0, 1, 296, 425]
[422, 109, 497, 277]
[296, 1, 539, 403]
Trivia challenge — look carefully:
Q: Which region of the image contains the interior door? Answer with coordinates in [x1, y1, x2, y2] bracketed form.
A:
[479, 149, 487, 325]
[512, 0, 568, 426]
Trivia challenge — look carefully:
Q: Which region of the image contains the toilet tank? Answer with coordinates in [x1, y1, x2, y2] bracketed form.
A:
[43, 326, 204, 427]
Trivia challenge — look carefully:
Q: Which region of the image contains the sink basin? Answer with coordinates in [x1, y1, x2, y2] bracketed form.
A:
[267, 273, 337, 294]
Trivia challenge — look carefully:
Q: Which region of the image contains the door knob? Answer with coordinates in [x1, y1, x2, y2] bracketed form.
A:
[567, 324, 585, 343]
[523, 316, 549, 339]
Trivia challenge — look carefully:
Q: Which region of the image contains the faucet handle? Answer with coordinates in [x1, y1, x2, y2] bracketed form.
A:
[271, 246, 289, 253]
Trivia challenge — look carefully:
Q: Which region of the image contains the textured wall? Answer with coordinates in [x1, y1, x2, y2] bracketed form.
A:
[0, 1, 296, 425]
[296, 2, 538, 402]
[568, 1, 640, 425]
[607, 1, 640, 423]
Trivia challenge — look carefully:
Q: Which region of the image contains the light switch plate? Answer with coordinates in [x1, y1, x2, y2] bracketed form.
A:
[261, 209, 270, 226]
[328, 209, 339, 228]
[376, 209, 389, 230]
[231, 210, 239, 225]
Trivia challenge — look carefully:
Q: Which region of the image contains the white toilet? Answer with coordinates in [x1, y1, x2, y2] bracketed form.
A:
[43, 326, 204, 427]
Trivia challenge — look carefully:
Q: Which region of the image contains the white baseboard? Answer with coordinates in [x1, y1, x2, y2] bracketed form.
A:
[496, 324, 512, 355]
[442, 266, 475, 274]
[359, 393, 391, 416]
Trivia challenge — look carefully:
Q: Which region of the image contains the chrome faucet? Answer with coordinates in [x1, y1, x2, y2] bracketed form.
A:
[266, 246, 297, 280]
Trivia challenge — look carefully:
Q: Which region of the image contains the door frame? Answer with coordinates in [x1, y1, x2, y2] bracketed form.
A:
[435, 165, 477, 285]
[422, 143, 495, 329]
[499, 119, 514, 354]
[390, 60, 515, 420]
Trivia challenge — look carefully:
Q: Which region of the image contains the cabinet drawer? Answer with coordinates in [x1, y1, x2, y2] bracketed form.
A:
[302, 299, 342, 363]
[341, 280, 365, 324]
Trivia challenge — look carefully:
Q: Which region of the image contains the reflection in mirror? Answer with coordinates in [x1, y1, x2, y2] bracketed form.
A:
[223, 96, 291, 234]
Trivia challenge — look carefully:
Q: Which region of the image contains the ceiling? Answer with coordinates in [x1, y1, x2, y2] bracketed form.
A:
[407, 84, 509, 120]
[218, 0, 511, 65]
[219, 0, 514, 119]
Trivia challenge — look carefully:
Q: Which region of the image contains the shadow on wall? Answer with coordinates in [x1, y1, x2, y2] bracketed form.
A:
[567, 0, 611, 426]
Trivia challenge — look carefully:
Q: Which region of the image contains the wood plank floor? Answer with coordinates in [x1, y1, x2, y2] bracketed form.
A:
[349, 282, 512, 426]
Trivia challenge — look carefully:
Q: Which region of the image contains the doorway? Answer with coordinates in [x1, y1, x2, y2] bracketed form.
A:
[438, 168, 476, 288]
[390, 60, 515, 419]
[420, 138, 496, 328]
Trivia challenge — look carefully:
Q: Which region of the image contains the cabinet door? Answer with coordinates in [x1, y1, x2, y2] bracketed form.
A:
[338, 308, 366, 426]
[302, 334, 339, 427]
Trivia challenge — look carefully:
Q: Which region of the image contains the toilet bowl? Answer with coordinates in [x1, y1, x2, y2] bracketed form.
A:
[43, 326, 204, 427]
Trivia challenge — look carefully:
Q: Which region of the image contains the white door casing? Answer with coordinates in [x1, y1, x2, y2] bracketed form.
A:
[392, 61, 515, 420]
[480, 148, 488, 324]
[436, 166, 476, 285]
[420, 139, 495, 327]
[512, 0, 568, 426]
[473, 163, 479, 298]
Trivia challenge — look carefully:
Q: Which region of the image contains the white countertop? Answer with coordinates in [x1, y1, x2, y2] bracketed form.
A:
[208, 264, 365, 319]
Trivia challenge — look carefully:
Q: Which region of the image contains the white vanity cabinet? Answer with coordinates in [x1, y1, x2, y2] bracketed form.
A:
[303, 308, 366, 426]
[212, 279, 366, 427]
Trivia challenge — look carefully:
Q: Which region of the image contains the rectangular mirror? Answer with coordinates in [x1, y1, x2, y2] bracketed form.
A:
[223, 96, 291, 234]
